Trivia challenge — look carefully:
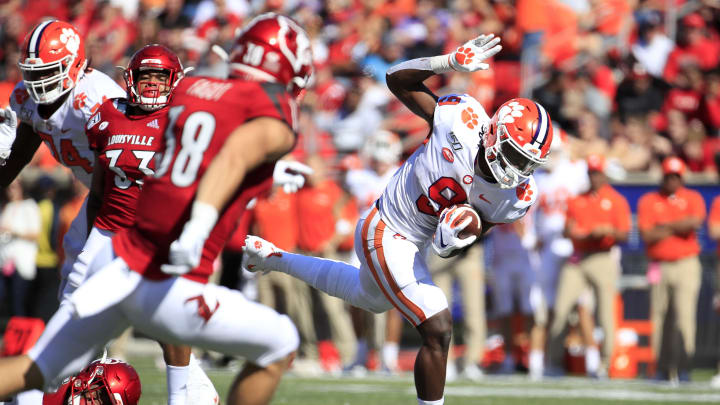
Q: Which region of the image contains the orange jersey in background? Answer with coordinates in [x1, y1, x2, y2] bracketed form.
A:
[296, 179, 343, 253]
[637, 187, 707, 261]
[253, 191, 299, 252]
[710, 195, 720, 254]
[566, 184, 632, 253]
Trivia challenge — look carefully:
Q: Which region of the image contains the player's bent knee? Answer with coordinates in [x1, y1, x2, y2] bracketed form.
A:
[255, 314, 299, 368]
[417, 310, 453, 350]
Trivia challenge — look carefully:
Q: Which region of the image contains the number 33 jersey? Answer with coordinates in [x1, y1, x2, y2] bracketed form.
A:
[377, 93, 537, 244]
[10, 69, 125, 187]
[86, 98, 167, 232]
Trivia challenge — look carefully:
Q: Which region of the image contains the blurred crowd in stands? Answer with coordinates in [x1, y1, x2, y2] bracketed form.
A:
[0, 0, 719, 381]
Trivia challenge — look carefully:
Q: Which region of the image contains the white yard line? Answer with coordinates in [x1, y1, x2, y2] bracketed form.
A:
[293, 380, 720, 403]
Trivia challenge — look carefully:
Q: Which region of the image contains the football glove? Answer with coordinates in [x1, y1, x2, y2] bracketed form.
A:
[0, 106, 18, 166]
[449, 34, 502, 73]
[432, 206, 477, 258]
[273, 160, 313, 194]
[161, 201, 218, 276]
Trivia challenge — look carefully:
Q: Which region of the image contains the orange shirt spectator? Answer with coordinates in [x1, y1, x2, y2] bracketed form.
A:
[252, 190, 298, 252]
[638, 157, 706, 262]
[516, 0, 549, 34]
[709, 195, 720, 255]
[593, 0, 632, 37]
[296, 178, 343, 253]
[337, 197, 359, 252]
[542, 1, 579, 67]
[565, 155, 632, 253]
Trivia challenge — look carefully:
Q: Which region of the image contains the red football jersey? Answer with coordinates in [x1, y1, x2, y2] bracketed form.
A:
[86, 99, 167, 232]
[112, 77, 296, 283]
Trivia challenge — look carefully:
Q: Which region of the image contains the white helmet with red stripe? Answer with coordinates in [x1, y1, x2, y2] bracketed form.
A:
[19, 20, 87, 104]
[484, 98, 553, 188]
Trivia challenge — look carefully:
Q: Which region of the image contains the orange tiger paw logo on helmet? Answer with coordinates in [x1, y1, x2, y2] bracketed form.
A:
[515, 183, 534, 202]
[455, 47, 475, 65]
[461, 107, 480, 130]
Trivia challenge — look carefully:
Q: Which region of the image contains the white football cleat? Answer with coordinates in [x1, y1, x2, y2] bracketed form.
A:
[461, 364, 484, 381]
[186, 357, 219, 405]
[242, 235, 284, 274]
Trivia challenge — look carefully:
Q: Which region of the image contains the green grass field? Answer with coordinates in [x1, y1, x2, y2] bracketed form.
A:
[128, 356, 720, 405]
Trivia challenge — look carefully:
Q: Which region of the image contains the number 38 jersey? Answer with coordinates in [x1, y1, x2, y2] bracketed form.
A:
[112, 77, 296, 284]
[86, 99, 167, 232]
[377, 94, 537, 244]
[9, 69, 125, 187]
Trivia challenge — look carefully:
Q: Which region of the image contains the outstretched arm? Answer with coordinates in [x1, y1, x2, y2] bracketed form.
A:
[385, 34, 502, 125]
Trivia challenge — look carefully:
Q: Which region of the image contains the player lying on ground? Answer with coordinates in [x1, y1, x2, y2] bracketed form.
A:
[243, 33, 554, 405]
[0, 13, 312, 405]
[42, 357, 140, 405]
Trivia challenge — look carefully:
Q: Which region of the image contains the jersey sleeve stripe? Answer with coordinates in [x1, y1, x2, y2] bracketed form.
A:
[531, 102, 549, 148]
[259, 82, 288, 120]
[28, 20, 54, 58]
[374, 219, 427, 325]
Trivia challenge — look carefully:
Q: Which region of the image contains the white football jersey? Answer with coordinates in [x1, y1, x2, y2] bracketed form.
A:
[377, 93, 537, 244]
[10, 69, 125, 188]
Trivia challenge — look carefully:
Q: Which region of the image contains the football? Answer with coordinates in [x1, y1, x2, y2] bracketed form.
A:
[452, 204, 483, 239]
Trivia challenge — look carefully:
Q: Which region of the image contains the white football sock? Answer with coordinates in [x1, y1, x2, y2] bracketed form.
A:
[382, 342, 399, 371]
[585, 346, 600, 374]
[418, 397, 444, 405]
[271, 252, 364, 307]
[529, 349, 544, 373]
[166, 364, 189, 405]
[529, 349, 544, 380]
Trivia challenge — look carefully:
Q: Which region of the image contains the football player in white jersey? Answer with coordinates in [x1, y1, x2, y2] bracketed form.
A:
[244, 33, 553, 405]
[0, 21, 216, 405]
[0, 20, 125, 298]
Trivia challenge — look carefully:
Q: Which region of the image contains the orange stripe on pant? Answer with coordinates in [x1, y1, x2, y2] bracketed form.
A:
[362, 207, 426, 326]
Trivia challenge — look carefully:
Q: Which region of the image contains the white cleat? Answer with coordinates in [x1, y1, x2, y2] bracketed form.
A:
[710, 373, 720, 388]
[461, 364, 484, 381]
[186, 358, 220, 405]
[242, 235, 284, 274]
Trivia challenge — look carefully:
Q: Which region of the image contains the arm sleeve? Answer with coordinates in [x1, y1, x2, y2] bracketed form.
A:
[690, 192, 707, 221]
[386, 58, 434, 75]
[636, 195, 655, 231]
[615, 195, 632, 232]
[710, 197, 720, 226]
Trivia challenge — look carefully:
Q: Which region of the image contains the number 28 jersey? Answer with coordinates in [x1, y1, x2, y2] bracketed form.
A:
[377, 94, 537, 244]
[112, 77, 296, 284]
[86, 99, 167, 232]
